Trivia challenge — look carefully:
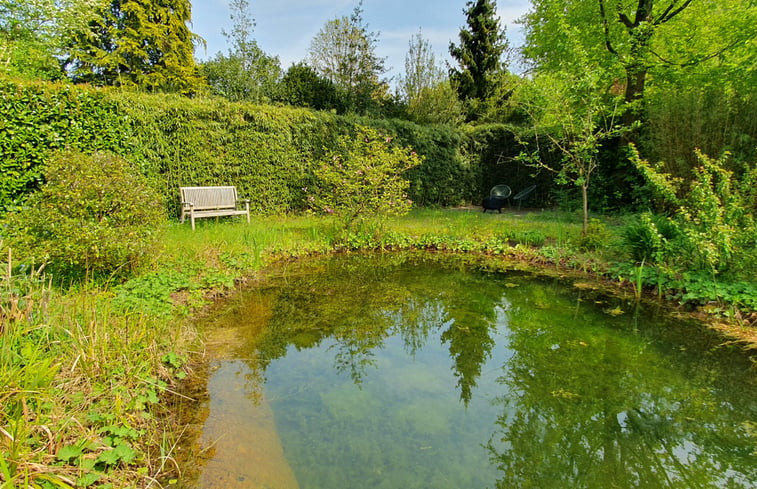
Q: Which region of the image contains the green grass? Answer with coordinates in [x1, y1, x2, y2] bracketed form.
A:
[2, 209, 753, 488]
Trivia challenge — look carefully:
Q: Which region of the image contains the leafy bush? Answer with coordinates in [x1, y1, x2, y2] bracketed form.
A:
[3, 150, 165, 279]
[308, 126, 423, 229]
[575, 219, 611, 251]
[621, 212, 679, 263]
[630, 147, 757, 277]
[0, 79, 129, 210]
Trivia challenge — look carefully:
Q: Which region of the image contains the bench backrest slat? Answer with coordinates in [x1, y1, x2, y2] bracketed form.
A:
[180, 186, 238, 210]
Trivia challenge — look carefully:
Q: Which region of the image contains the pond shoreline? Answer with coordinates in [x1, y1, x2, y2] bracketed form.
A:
[174, 250, 757, 488]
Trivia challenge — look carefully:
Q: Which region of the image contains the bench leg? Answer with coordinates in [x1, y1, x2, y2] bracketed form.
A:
[190, 210, 196, 231]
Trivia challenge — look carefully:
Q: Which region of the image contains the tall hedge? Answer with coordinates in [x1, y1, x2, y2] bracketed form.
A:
[465, 124, 556, 204]
[0, 78, 538, 214]
[0, 79, 130, 209]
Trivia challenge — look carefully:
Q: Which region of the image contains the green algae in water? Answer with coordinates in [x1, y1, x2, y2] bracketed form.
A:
[199, 253, 757, 489]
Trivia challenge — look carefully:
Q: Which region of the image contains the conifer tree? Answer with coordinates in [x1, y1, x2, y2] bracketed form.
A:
[67, 0, 203, 93]
[449, 0, 509, 120]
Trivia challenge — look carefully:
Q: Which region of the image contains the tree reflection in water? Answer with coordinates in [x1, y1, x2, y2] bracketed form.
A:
[250, 253, 502, 402]
[201, 253, 757, 488]
[487, 291, 757, 488]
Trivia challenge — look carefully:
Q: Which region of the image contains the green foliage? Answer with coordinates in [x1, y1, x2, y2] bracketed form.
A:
[405, 81, 464, 126]
[0, 78, 514, 215]
[449, 0, 510, 121]
[630, 147, 757, 277]
[200, 50, 280, 103]
[465, 123, 554, 205]
[645, 86, 757, 176]
[277, 63, 343, 112]
[503, 229, 546, 247]
[0, 0, 106, 81]
[621, 212, 679, 263]
[66, 0, 203, 93]
[396, 30, 464, 125]
[363, 117, 478, 206]
[112, 270, 193, 317]
[575, 219, 611, 251]
[522, 0, 754, 142]
[308, 126, 423, 229]
[3, 150, 164, 279]
[199, 0, 281, 103]
[0, 79, 130, 210]
[517, 69, 630, 233]
[307, 1, 388, 115]
[0, 248, 187, 487]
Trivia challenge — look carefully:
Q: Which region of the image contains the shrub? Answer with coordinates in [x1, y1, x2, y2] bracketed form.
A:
[3, 150, 165, 279]
[0, 79, 129, 210]
[575, 219, 610, 251]
[630, 147, 757, 277]
[307, 126, 423, 229]
[621, 212, 679, 263]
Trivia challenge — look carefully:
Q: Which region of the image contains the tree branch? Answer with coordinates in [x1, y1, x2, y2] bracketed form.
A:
[598, 0, 619, 56]
[656, 0, 694, 25]
[618, 12, 635, 29]
[649, 38, 743, 67]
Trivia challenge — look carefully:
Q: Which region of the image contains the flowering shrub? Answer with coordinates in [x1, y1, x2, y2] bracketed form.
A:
[308, 126, 423, 228]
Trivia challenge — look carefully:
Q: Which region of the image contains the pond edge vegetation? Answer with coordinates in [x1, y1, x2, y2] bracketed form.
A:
[2, 207, 756, 488]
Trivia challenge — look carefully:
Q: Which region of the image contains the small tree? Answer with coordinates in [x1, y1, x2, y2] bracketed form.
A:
[308, 126, 423, 229]
[519, 71, 629, 234]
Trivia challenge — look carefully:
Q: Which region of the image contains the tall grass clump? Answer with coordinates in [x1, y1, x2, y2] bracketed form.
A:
[1, 248, 196, 488]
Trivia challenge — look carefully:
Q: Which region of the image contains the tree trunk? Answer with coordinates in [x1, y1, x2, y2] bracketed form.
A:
[582, 183, 589, 235]
[620, 65, 648, 145]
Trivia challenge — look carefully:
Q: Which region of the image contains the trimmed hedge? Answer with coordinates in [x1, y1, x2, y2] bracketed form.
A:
[0, 79, 130, 209]
[0, 78, 540, 214]
[464, 123, 557, 205]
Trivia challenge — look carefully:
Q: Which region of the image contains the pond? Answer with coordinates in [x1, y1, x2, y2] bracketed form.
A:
[192, 253, 757, 489]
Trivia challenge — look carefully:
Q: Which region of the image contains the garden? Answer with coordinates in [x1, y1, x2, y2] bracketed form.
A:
[1, 0, 756, 487]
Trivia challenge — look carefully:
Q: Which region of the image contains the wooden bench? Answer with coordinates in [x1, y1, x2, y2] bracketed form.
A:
[179, 186, 250, 230]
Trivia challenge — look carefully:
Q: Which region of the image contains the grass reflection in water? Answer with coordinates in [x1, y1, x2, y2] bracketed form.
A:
[197, 253, 757, 489]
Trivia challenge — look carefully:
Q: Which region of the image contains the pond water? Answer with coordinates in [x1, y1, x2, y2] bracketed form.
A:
[193, 253, 757, 489]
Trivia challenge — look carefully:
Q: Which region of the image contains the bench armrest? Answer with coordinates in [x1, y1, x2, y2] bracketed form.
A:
[237, 198, 250, 203]
[181, 201, 194, 207]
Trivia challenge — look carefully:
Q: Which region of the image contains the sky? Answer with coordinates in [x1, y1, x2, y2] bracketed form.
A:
[190, 0, 533, 83]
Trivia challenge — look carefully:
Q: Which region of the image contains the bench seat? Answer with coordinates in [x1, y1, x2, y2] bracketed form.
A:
[180, 186, 250, 230]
